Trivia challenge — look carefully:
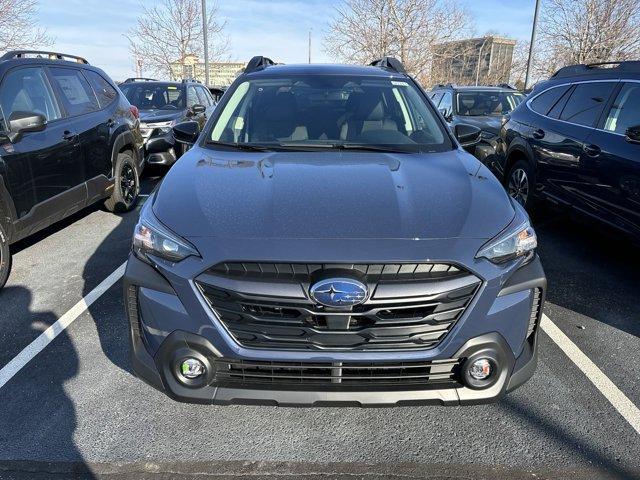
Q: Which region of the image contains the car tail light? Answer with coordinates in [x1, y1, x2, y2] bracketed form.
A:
[129, 105, 139, 119]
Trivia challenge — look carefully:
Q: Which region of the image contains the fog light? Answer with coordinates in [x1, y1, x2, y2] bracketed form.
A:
[180, 358, 205, 379]
[469, 358, 493, 380]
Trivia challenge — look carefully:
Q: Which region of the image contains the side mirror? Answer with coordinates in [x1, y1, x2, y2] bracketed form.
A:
[439, 108, 452, 122]
[625, 125, 640, 144]
[6, 111, 46, 142]
[191, 104, 206, 115]
[172, 121, 200, 144]
[454, 124, 482, 148]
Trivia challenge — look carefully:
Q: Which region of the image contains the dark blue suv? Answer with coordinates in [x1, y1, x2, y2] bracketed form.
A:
[124, 57, 546, 406]
[495, 61, 640, 239]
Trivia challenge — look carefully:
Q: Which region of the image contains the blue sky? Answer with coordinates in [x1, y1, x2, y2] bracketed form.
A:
[36, 0, 538, 80]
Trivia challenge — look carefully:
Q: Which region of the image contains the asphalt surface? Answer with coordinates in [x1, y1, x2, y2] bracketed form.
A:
[0, 175, 638, 480]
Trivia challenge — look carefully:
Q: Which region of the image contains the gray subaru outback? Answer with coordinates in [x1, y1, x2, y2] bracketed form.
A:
[123, 56, 546, 406]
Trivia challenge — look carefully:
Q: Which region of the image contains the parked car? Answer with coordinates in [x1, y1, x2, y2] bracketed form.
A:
[429, 84, 525, 163]
[495, 61, 640, 239]
[124, 56, 546, 406]
[0, 50, 143, 290]
[208, 86, 226, 104]
[119, 78, 216, 166]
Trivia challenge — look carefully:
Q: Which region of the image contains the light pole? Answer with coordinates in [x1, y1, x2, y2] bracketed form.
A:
[524, 0, 541, 90]
[201, 0, 210, 86]
[308, 29, 312, 64]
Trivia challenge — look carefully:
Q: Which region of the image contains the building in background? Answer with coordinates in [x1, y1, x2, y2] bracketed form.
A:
[431, 36, 516, 87]
[169, 55, 246, 86]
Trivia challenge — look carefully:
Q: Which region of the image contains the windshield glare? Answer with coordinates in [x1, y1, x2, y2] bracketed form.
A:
[456, 91, 524, 116]
[208, 75, 450, 152]
[119, 83, 185, 110]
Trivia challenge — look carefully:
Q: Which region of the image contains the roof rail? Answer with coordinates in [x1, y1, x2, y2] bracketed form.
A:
[123, 77, 158, 83]
[552, 61, 640, 78]
[181, 78, 202, 83]
[244, 56, 276, 74]
[0, 50, 89, 64]
[497, 83, 516, 89]
[369, 57, 407, 74]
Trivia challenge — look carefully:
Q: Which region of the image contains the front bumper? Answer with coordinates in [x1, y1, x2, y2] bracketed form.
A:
[124, 253, 545, 406]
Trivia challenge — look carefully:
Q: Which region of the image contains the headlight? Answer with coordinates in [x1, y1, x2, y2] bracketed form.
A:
[146, 120, 177, 135]
[133, 201, 199, 263]
[476, 221, 537, 264]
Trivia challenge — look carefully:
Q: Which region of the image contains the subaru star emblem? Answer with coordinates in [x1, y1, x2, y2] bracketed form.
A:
[309, 278, 368, 308]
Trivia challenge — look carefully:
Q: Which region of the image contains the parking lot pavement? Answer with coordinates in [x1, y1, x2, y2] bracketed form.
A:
[0, 189, 638, 479]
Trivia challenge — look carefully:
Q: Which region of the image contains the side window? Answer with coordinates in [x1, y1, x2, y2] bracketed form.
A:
[438, 92, 452, 117]
[49, 67, 99, 116]
[84, 70, 118, 108]
[603, 82, 640, 134]
[197, 86, 212, 106]
[547, 86, 573, 119]
[0, 67, 61, 130]
[431, 92, 443, 106]
[559, 82, 617, 127]
[530, 85, 571, 115]
[187, 86, 199, 107]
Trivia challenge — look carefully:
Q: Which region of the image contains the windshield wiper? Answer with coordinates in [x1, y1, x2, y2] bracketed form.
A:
[207, 141, 273, 151]
[334, 143, 415, 153]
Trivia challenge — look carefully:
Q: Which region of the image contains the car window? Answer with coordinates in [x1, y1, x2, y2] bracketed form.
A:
[197, 86, 212, 106]
[84, 70, 118, 108]
[456, 91, 524, 116]
[209, 74, 451, 153]
[439, 92, 452, 117]
[187, 86, 199, 107]
[530, 85, 571, 115]
[430, 92, 443, 106]
[0, 67, 61, 130]
[547, 86, 573, 119]
[49, 67, 99, 116]
[119, 83, 185, 110]
[603, 82, 640, 134]
[558, 82, 617, 127]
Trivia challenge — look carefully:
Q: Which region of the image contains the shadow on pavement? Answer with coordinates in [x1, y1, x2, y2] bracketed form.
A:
[0, 286, 95, 479]
[532, 205, 640, 339]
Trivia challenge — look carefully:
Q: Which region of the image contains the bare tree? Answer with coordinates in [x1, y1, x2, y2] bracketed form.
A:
[127, 0, 228, 79]
[325, 0, 472, 85]
[539, 0, 640, 70]
[0, 0, 52, 52]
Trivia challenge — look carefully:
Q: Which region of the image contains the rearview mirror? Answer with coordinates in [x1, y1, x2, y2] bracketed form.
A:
[172, 121, 200, 145]
[454, 124, 481, 148]
[6, 111, 46, 142]
[625, 125, 640, 144]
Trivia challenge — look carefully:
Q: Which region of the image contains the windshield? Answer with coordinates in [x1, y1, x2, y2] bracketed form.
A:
[208, 75, 451, 152]
[119, 83, 185, 110]
[456, 90, 524, 116]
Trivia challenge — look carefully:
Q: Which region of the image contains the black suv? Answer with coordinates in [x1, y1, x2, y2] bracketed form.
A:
[119, 78, 216, 166]
[0, 50, 144, 289]
[496, 61, 640, 239]
[429, 84, 525, 163]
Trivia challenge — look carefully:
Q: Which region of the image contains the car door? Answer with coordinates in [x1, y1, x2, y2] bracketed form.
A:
[0, 66, 81, 225]
[187, 85, 207, 130]
[525, 81, 618, 208]
[582, 81, 640, 234]
[47, 67, 107, 186]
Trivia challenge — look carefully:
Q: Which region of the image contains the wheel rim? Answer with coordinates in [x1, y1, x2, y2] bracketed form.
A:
[120, 163, 137, 205]
[508, 168, 529, 206]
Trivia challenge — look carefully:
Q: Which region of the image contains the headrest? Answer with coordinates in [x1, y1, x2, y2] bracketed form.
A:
[354, 93, 385, 121]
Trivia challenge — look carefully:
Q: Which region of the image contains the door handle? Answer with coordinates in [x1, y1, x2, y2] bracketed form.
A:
[583, 144, 602, 157]
[62, 130, 78, 142]
[532, 129, 545, 139]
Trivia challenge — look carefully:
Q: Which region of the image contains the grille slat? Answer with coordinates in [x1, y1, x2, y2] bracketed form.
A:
[198, 262, 480, 351]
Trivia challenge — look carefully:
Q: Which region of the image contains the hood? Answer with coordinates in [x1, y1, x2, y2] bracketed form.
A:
[139, 110, 184, 123]
[153, 148, 515, 240]
[456, 115, 504, 135]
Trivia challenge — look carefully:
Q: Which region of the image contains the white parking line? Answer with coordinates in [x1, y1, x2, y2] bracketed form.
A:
[541, 314, 640, 435]
[0, 263, 126, 390]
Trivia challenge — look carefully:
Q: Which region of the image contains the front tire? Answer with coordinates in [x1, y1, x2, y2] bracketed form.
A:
[506, 160, 535, 210]
[105, 151, 140, 213]
[0, 223, 12, 290]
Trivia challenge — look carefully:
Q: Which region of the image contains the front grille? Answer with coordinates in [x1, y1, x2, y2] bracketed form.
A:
[197, 262, 481, 351]
[213, 358, 461, 390]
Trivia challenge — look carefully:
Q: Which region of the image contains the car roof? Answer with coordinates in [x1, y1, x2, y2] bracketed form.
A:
[123, 81, 186, 86]
[432, 85, 518, 92]
[243, 63, 403, 78]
